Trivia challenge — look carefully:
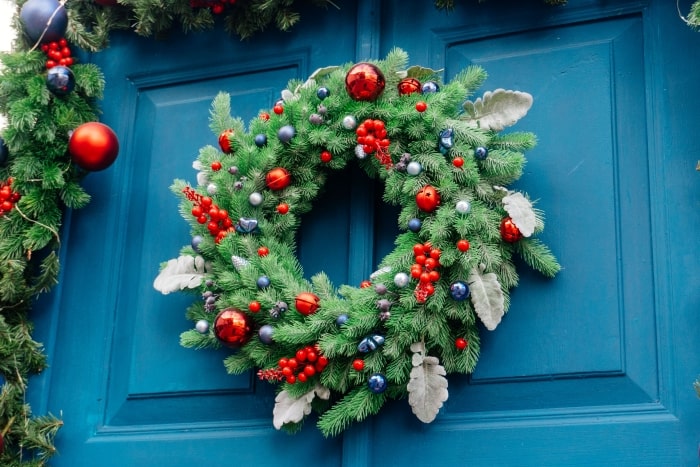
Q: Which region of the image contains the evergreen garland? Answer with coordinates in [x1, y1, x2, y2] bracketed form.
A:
[155, 48, 560, 436]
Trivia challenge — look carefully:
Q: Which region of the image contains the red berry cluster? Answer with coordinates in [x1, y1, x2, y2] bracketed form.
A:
[0, 178, 21, 216]
[277, 345, 329, 384]
[410, 242, 441, 303]
[189, 0, 236, 14]
[183, 186, 233, 243]
[355, 119, 390, 155]
[40, 39, 73, 69]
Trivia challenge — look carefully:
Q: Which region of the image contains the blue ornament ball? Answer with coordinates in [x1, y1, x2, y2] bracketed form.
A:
[259, 324, 274, 344]
[278, 125, 296, 144]
[256, 275, 271, 289]
[407, 218, 422, 232]
[317, 87, 330, 99]
[191, 235, 204, 252]
[367, 373, 388, 394]
[422, 81, 440, 93]
[20, 0, 68, 44]
[336, 314, 349, 326]
[449, 281, 471, 301]
[254, 134, 267, 147]
[0, 137, 8, 166]
[46, 66, 75, 96]
[474, 146, 489, 160]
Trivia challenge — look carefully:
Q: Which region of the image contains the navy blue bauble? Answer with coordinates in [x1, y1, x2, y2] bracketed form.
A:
[367, 373, 388, 394]
[256, 276, 271, 289]
[46, 65, 75, 96]
[408, 218, 422, 232]
[449, 281, 470, 301]
[317, 87, 330, 99]
[254, 134, 267, 147]
[0, 137, 8, 167]
[474, 146, 489, 160]
[336, 314, 348, 326]
[258, 324, 274, 344]
[20, 0, 68, 44]
[191, 235, 204, 253]
[357, 334, 385, 353]
[277, 125, 296, 144]
[438, 128, 454, 155]
[422, 81, 440, 93]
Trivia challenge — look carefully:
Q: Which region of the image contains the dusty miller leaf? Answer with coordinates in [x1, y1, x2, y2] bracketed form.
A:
[273, 384, 330, 429]
[407, 341, 449, 423]
[502, 192, 536, 237]
[462, 89, 533, 131]
[398, 65, 443, 80]
[467, 264, 505, 330]
[153, 255, 209, 295]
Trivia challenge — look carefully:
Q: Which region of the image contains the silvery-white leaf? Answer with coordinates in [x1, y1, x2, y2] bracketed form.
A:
[196, 171, 208, 186]
[192, 160, 203, 171]
[272, 384, 329, 429]
[153, 255, 208, 295]
[314, 384, 331, 400]
[462, 89, 533, 131]
[307, 65, 340, 82]
[467, 264, 505, 331]
[370, 266, 391, 281]
[397, 65, 443, 80]
[407, 347, 448, 424]
[281, 89, 297, 102]
[502, 192, 536, 237]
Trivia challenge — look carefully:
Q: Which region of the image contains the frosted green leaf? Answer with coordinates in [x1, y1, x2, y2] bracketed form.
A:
[273, 384, 331, 429]
[467, 264, 505, 330]
[462, 89, 533, 131]
[153, 255, 209, 294]
[502, 191, 536, 237]
[407, 341, 449, 423]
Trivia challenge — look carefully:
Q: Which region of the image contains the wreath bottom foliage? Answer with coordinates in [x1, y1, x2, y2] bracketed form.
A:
[154, 48, 560, 436]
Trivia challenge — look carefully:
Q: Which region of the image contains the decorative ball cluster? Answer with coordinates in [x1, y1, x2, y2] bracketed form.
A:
[411, 242, 441, 303]
[183, 186, 233, 243]
[260, 346, 330, 385]
[41, 38, 73, 69]
[0, 178, 21, 216]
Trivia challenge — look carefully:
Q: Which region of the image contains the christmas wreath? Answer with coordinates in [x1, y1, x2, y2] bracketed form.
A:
[154, 48, 560, 436]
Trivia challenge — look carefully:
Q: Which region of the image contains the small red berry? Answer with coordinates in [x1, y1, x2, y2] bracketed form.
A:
[259, 112, 270, 121]
[360, 280, 371, 288]
[276, 203, 289, 214]
[457, 239, 470, 252]
[416, 101, 428, 112]
[278, 358, 289, 368]
[273, 104, 284, 115]
[257, 246, 269, 257]
[455, 338, 468, 350]
[297, 373, 308, 383]
[453, 157, 464, 168]
[320, 150, 332, 163]
[306, 350, 317, 362]
[303, 365, 316, 377]
[352, 359, 364, 371]
[211, 161, 222, 171]
[316, 355, 329, 369]
[248, 301, 261, 313]
[296, 349, 307, 362]
[285, 375, 296, 384]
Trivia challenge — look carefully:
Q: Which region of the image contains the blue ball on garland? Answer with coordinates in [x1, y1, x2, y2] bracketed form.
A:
[439, 128, 454, 155]
[278, 125, 296, 143]
[191, 235, 204, 252]
[367, 373, 388, 394]
[254, 134, 267, 147]
[258, 324, 274, 344]
[336, 314, 348, 326]
[46, 65, 75, 96]
[407, 218, 422, 232]
[20, 0, 68, 44]
[449, 281, 470, 301]
[257, 276, 271, 289]
[317, 87, 330, 99]
[422, 81, 440, 93]
[474, 146, 489, 160]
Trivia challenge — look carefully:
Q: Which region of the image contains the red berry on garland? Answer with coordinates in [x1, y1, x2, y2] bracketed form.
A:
[397, 77, 421, 96]
[345, 63, 386, 101]
[415, 101, 428, 112]
[352, 359, 365, 371]
[452, 157, 464, 168]
[295, 292, 320, 316]
[260, 111, 270, 121]
[257, 246, 269, 257]
[500, 216, 523, 243]
[249, 301, 261, 313]
[360, 280, 371, 288]
[218, 129, 234, 154]
[455, 337, 468, 350]
[211, 161, 222, 171]
[415, 185, 440, 212]
[213, 308, 252, 348]
[457, 239, 470, 252]
[69, 122, 119, 171]
[320, 150, 332, 163]
[276, 203, 289, 214]
[273, 104, 284, 115]
[265, 167, 291, 191]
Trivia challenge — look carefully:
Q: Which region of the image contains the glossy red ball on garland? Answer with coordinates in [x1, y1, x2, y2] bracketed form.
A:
[457, 239, 470, 252]
[500, 217, 523, 243]
[455, 337, 468, 350]
[415, 185, 440, 212]
[415, 101, 427, 112]
[276, 203, 289, 214]
[345, 63, 386, 101]
[295, 292, 320, 316]
[69, 122, 119, 171]
[397, 77, 421, 96]
[352, 359, 365, 371]
[213, 308, 252, 348]
[218, 129, 234, 154]
[265, 167, 291, 191]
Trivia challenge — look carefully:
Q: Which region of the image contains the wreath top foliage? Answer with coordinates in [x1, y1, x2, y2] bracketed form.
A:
[154, 47, 560, 436]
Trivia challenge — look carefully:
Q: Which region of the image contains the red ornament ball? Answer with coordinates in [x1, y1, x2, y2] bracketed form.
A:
[295, 292, 320, 316]
[455, 337, 468, 350]
[265, 167, 291, 191]
[415, 101, 428, 112]
[248, 301, 261, 313]
[397, 77, 422, 96]
[360, 280, 371, 288]
[257, 246, 269, 257]
[218, 129, 234, 154]
[345, 63, 386, 101]
[452, 157, 464, 168]
[259, 111, 270, 121]
[320, 150, 332, 163]
[500, 217, 523, 243]
[457, 239, 470, 252]
[276, 203, 289, 214]
[352, 359, 365, 371]
[211, 161, 222, 171]
[213, 308, 252, 348]
[273, 104, 284, 115]
[69, 122, 119, 171]
[415, 185, 440, 212]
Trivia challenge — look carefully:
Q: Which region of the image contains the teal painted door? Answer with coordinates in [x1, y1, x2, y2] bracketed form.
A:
[30, 0, 700, 465]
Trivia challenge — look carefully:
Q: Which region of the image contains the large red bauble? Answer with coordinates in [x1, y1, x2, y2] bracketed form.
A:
[213, 308, 252, 348]
[397, 77, 421, 96]
[265, 167, 291, 190]
[295, 292, 320, 316]
[218, 129, 235, 154]
[415, 185, 440, 212]
[500, 217, 523, 243]
[69, 122, 119, 171]
[345, 63, 386, 101]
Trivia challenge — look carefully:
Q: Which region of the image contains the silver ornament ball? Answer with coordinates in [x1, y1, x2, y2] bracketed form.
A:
[342, 115, 357, 130]
[195, 319, 210, 334]
[406, 161, 422, 176]
[456, 200, 471, 214]
[394, 272, 410, 288]
[249, 192, 263, 206]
